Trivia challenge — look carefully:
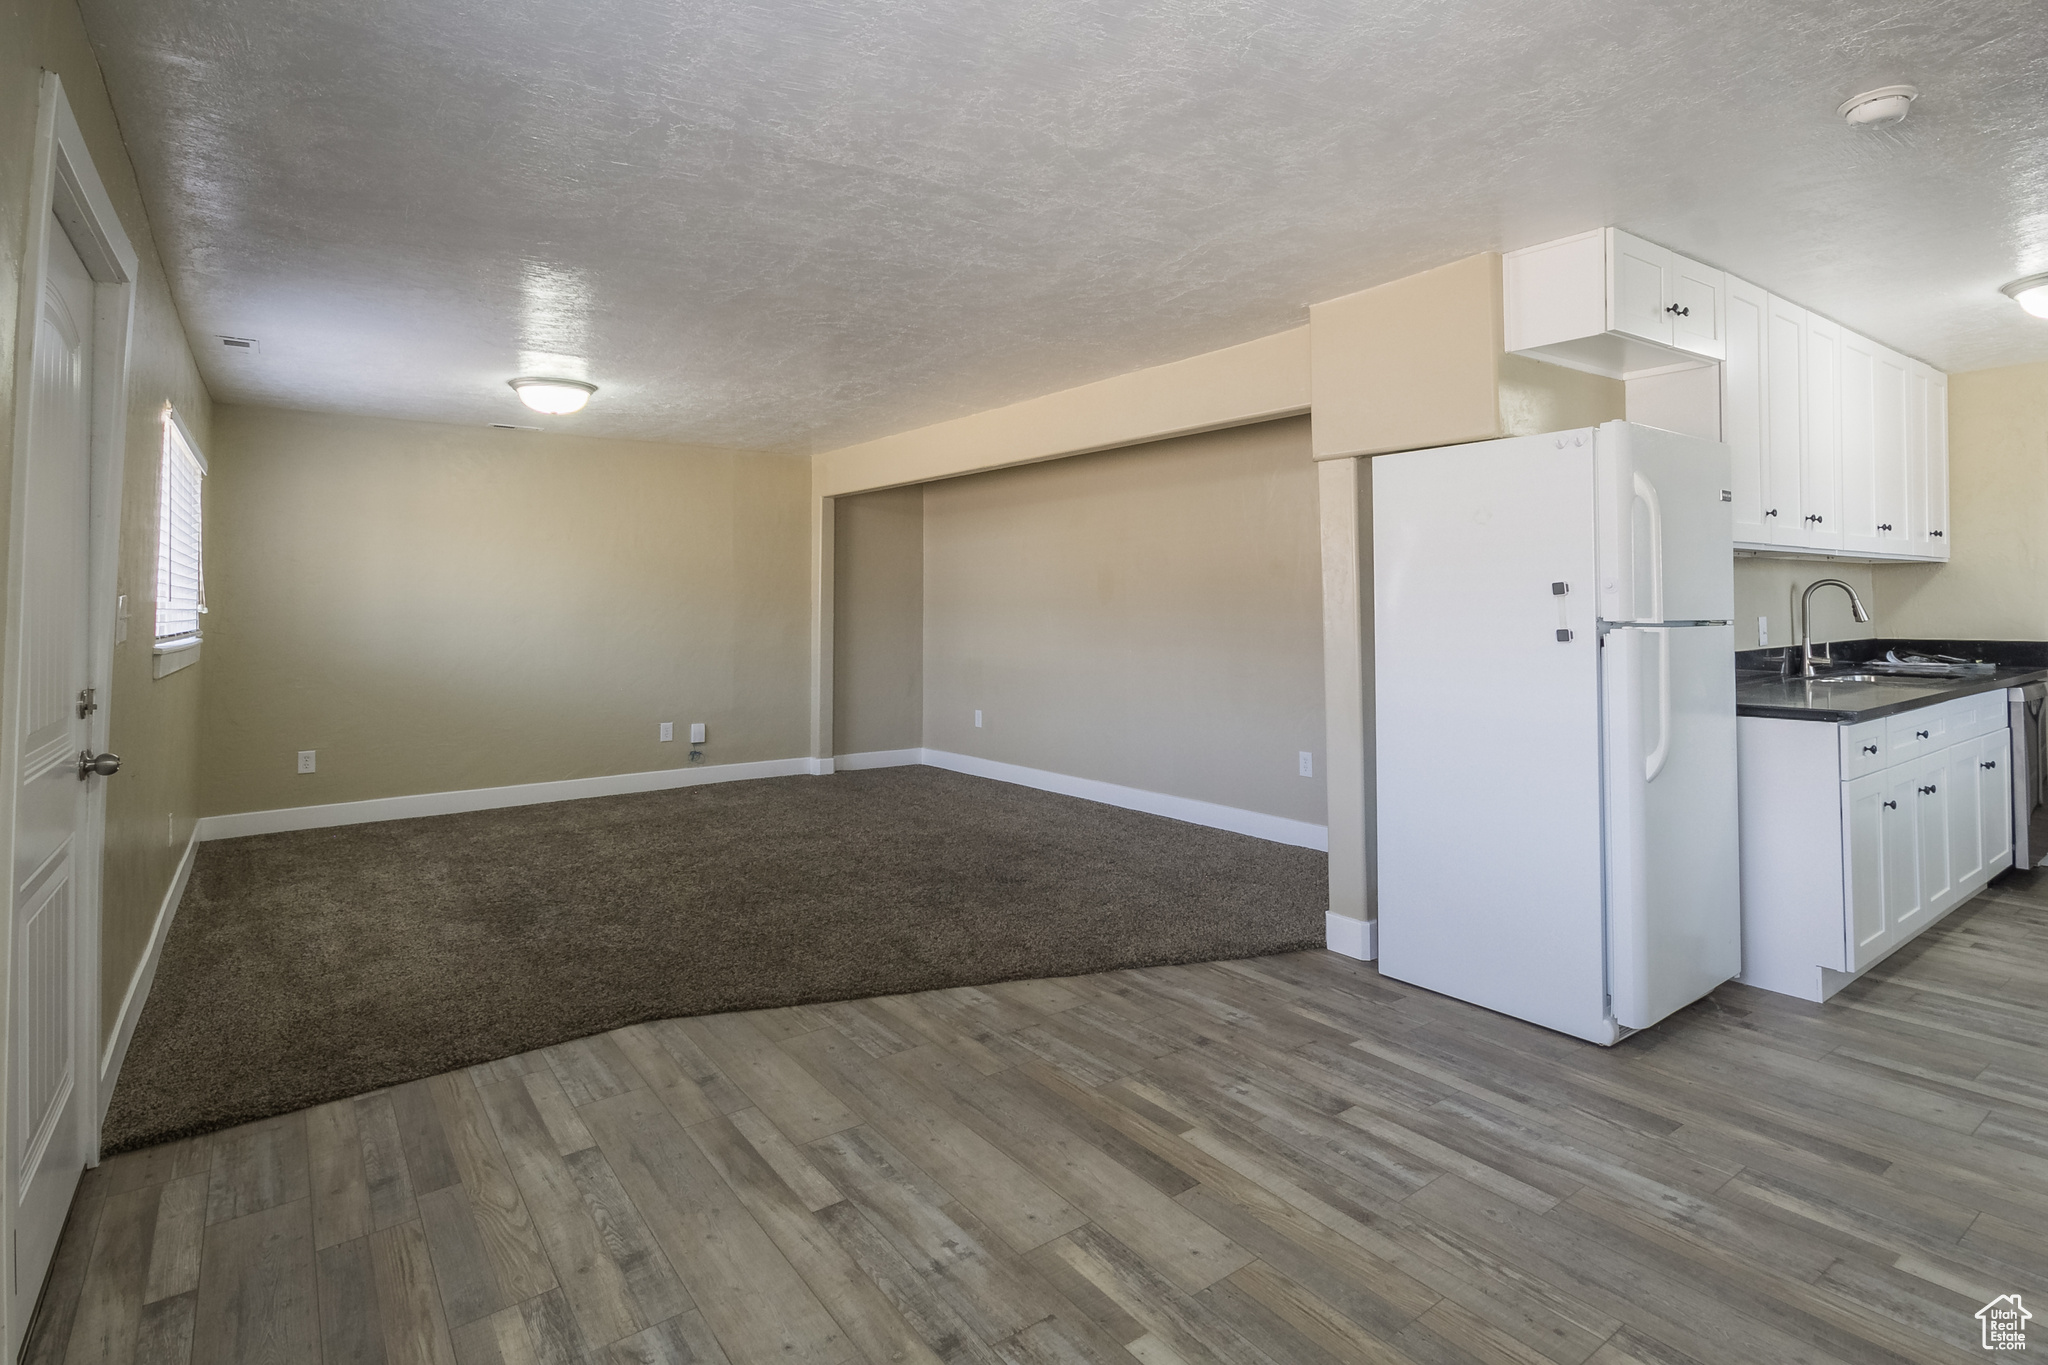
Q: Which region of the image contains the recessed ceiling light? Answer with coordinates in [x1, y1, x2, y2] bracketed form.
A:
[509, 377, 596, 415]
[2002, 274, 2048, 320]
[1837, 85, 1918, 127]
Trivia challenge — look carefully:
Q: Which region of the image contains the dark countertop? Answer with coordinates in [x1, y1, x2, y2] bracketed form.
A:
[1734, 639, 2048, 724]
[1736, 667, 2048, 723]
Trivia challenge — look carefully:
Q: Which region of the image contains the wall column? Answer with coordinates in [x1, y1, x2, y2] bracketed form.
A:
[1318, 457, 1374, 956]
[808, 494, 836, 771]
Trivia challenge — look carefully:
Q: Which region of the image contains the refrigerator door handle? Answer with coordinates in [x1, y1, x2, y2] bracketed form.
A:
[1634, 471, 1664, 622]
[1646, 626, 1672, 781]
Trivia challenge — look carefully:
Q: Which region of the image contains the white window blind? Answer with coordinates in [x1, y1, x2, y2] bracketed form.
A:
[156, 411, 206, 642]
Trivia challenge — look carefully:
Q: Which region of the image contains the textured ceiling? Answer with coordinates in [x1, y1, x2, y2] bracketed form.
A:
[77, 0, 2048, 451]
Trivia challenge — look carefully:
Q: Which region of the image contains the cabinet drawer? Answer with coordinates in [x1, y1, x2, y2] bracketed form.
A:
[1840, 719, 1888, 779]
[1887, 706, 1948, 763]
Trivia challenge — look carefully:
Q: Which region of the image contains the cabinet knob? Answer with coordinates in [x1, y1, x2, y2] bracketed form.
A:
[1766, 508, 1779, 518]
[1918, 784, 1938, 795]
[1916, 730, 1929, 739]
[1664, 303, 1692, 317]
[1983, 760, 1998, 769]
[1879, 523, 1894, 532]
[1931, 530, 1944, 537]
[1863, 744, 1879, 754]
[1884, 800, 1897, 809]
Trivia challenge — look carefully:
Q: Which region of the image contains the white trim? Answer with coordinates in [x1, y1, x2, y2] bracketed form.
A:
[98, 829, 196, 1130]
[833, 748, 924, 770]
[1325, 912, 1377, 960]
[151, 635, 201, 678]
[196, 757, 819, 841]
[919, 749, 1329, 850]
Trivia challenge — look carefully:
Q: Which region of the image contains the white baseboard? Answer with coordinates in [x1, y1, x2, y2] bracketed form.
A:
[196, 757, 819, 841]
[101, 828, 198, 1121]
[196, 748, 1329, 852]
[920, 749, 1328, 850]
[1325, 912, 1377, 960]
[833, 748, 924, 771]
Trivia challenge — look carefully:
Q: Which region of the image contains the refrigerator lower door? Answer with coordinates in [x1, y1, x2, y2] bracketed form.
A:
[1603, 622, 1742, 1030]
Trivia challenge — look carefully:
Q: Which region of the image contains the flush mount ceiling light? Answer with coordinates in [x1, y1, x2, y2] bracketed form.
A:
[509, 377, 597, 415]
[1837, 84, 1919, 127]
[2002, 274, 2048, 319]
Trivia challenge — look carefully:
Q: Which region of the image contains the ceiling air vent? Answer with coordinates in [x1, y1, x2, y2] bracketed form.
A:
[489, 423, 540, 431]
[216, 336, 260, 353]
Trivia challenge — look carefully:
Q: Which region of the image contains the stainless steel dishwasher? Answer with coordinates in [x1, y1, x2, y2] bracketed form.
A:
[2012, 682, 2047, 869]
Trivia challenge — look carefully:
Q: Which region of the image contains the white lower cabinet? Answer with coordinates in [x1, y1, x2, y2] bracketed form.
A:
[1740, 691, 2013, 1000]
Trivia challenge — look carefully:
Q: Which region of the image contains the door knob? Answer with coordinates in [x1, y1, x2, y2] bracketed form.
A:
[76, 751, 120, 780]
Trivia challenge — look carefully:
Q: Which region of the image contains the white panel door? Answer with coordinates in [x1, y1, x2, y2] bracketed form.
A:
[1723, 279, 1769, 545]
[1843, 772, 1888, 967]
[1668, 257, 1726, 360]
[10, 219, 95, 1339]
[1609, 230, 1674, 346]
[1839, 330, 1881, 554]
[1915, 365, 1950, 560]
[1374, 434, 1610, 1043]
[1871, 764, 1921, 970]
[1874, 347, 1913, 554]
[1947, 738, 1987, 893]
[1605, 622, 1740, 1030]
[1764, 296, 1806, 546]
[1904, 750, 1951, 932]
[1801, 313, 1844, 552]
[1982, 729, 2014, 875]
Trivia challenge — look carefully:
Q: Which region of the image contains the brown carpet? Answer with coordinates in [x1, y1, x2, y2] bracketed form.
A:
[103, 766, 1325, 1153]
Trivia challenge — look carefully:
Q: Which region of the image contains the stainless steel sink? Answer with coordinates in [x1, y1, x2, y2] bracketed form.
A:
[1801, 672, 1947, 684]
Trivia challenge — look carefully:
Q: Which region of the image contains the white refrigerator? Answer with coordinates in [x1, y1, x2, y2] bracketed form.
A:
[1373, 421, 1739, 1045]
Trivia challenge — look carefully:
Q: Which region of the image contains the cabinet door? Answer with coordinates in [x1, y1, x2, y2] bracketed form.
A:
[1724, 279, 1770, 544]
[1801, 313, 1843, 551]
[1839, 330, 1881, 553]
[1876, 765, 1921, 969]
[1844, 772, 1890, 969]
[1917, 367, 1950, 560]
[1874, 346, 1913, 554]
[1947, 739, 1986, 894]
[1765, 296, 1806, 545]
[1669, 258, 1726, 360]
[1981, 729, 2014, 876]
[1609, 230, 1674, 345]
[1906, 751, 1951, 932]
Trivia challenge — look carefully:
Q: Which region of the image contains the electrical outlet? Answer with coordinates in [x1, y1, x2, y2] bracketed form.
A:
[974, 710, 983, 728]
[689, 722, 706, 743]
[168, 812, 174, 847]
[297, 750, 316, 774]
[660, 722, 673, 742]
[1758, 616, 1769, 647]
[1299, 751, 1314, 777]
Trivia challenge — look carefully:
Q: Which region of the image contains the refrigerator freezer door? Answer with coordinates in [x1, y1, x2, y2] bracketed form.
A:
[1603, 622, 1742, 1030]
[1374, 433, 1614, 1044]
[1597, 422, 1735, 626]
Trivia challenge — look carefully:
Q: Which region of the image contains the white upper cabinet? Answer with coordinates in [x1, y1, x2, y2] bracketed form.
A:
[1515, 227, 1949, 564]
[1724, 279, 1770, 544]
[1505, 228, 1727, 378]
[1801, 313, 1844, 553]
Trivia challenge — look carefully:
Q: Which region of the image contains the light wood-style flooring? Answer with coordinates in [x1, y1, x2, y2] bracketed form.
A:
[29, 878, 2048, 1365]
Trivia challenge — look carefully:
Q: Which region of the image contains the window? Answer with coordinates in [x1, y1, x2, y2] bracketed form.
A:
[154, 409, 206, 673]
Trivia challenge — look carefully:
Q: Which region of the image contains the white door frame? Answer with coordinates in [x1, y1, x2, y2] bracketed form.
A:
[1, 70, 138, 1338]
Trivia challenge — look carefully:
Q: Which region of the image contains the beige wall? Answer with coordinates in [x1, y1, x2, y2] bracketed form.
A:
[1876, 361, 2048, 641]
[832, 487, 923, 754]
[199, 406, 809, 815]
[2, 0, 212, 1044]
[921, 417, 1326, 824]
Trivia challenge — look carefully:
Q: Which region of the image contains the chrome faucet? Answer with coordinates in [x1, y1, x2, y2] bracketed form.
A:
[1797, 579, 1871, 677]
